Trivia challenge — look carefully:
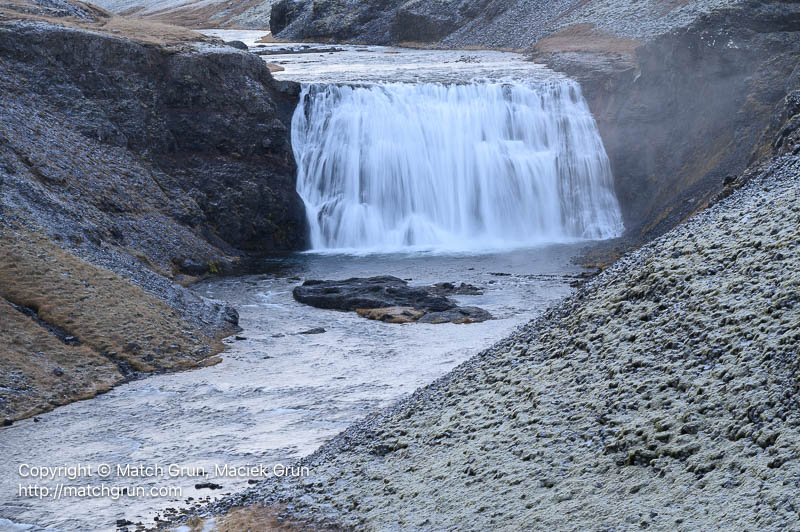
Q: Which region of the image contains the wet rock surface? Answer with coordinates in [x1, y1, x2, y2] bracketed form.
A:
[204, 151, 800, 530]
[293, 276, 492, 324]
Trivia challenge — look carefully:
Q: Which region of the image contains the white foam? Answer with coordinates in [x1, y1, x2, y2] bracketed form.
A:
[293, 80, 624, 252]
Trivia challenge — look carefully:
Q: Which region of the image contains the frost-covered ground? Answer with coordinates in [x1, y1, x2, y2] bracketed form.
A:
[215, 151, 800, 530]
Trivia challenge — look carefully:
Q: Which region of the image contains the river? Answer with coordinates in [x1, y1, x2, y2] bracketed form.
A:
[0, 33, 619, 532]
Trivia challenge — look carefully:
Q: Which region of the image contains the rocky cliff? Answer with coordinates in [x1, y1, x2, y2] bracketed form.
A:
[532, 1, 800, 251]
[0, 6, 306, 420]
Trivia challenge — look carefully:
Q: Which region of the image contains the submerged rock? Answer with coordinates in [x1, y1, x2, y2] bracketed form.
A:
[225, 40, 248, 50]
[427, 282, 484, 296]
[417, 306, 492, 324]
[293, 277, 491, 324]
[298, 327, 326, 335]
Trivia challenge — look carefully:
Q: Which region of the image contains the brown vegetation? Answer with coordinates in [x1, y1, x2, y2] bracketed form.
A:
[0, 0, 207, 45]
[532, 23, 642, 56]
[181, 505, 339, 531]
[0, 226, 223, 421]
[0, 298, 121, 420]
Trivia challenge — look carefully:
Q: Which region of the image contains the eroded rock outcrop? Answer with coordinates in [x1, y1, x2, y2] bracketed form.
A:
[293, 276, 492, 324]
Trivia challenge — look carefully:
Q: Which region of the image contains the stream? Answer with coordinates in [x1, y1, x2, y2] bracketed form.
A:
[0, 33, 616, 531]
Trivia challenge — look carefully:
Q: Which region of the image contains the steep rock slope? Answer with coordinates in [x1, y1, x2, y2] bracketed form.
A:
[209, 105, 800, 531]
[268, 0, 743, 48]
[0, 10, 305, 420]
[270, 0, 472, 44]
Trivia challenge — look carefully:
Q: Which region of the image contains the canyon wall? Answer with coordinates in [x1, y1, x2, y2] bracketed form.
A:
[0, 9, 305, 420]
[532, 1, 800, 246]
[1, 19, 306, 277]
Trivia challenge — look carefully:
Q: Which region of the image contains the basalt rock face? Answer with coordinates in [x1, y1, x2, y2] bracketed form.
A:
[0, 21, 307, 268]
[270, 0, 474, 44]
[531, 1, 800, 246]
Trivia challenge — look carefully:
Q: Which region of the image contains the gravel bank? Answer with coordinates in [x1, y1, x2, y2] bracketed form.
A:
[210, 151, 800, 530]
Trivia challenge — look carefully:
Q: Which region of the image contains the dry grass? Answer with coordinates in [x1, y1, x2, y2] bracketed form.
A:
[92, 15, 208, 45]
[179, 505, 339, 531]
[0, 226, 224, 420]
[119, 0, 268, 30]
[532, 23, 642, 56]
[0, 0, 208, 45]
[0, 298, 121, 420]
[256, 33, 277, 43]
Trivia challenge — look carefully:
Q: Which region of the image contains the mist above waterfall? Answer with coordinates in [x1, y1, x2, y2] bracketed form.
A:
[293, 80, 624, 252]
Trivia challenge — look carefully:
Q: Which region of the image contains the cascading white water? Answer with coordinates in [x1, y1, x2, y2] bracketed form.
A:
[292, 80, 624, 252]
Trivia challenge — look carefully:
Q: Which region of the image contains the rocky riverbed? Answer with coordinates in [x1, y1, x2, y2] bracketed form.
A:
[194, 147, 800, 529]
[0, 246, 586, 531]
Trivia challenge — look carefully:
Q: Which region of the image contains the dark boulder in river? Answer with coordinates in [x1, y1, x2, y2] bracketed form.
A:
[294, 276, 456, 312]
[292, 276, 492, 324]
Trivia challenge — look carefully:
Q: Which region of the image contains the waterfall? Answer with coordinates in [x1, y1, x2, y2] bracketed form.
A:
[292, 80, 624, 252]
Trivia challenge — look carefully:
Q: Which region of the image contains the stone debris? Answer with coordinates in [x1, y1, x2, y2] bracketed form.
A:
[208, 152, 800, 530]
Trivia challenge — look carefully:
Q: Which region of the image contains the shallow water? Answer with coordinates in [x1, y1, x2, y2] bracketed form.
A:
[200, 29, 558, 85]
[266, 44, 555, 84]
[0, 247, 586, 531]
[0, 37, 611, 532]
